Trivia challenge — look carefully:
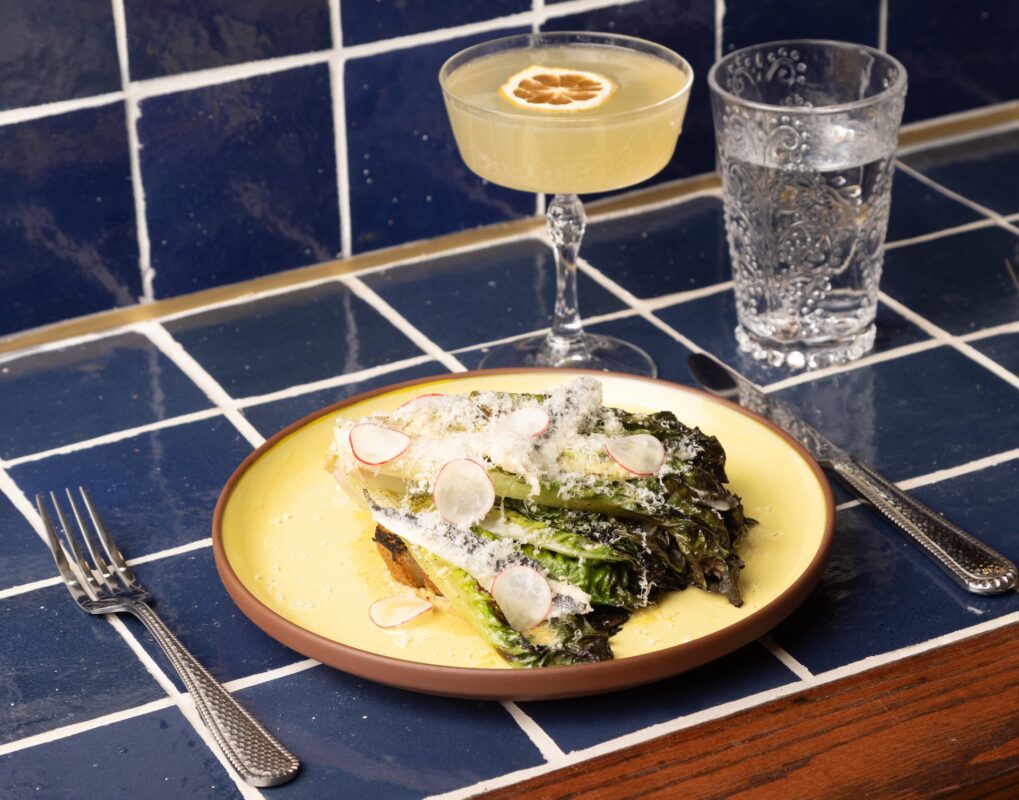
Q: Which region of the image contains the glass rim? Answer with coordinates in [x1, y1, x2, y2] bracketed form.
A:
[439, 31, 694, 125]
[707, 39, 907, 115]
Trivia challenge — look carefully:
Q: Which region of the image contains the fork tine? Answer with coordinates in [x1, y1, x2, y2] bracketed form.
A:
[78, 486, 141, 591]
[36, 494, 96, 603]
[61, 488, 119, 595]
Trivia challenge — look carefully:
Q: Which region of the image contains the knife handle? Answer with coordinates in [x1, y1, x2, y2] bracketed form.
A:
[831, 458, 1016, 595]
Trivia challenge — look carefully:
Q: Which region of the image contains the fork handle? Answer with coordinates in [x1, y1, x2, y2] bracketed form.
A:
[831, 457, 1017, 595]
[130, 602, 300, 787]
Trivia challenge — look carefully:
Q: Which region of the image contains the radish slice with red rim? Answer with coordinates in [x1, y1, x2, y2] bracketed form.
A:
[432, 459, 495, 525]
[398, 392, 446, 409]
[498, 406, 551, 438]
[605, 433, 666, 476]
[368, 596, 433, 628]
[490, 565, 553, 631]
[349, 423, 411, 465]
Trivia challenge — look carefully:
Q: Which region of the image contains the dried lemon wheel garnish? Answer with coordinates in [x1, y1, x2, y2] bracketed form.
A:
[498, 65, 616, 112]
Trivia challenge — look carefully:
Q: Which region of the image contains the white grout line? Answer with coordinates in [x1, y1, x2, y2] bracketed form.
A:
[328, 0, 353, 260]
[126, 537, 214, 566]
[0, 91, 124, 127]
[757, 635, 816, 684]
[139, 322, 266, 448]
[960, 318, 1019, 343]
[896, 447, 1019, 492]
[884, 218, 998, 250]
[342, 276, 467, 373]
[0, 697, 177, 757]
[110, 0, 154, 303]
[223, 658, 320, 693]
[501, 702, 567, 763]
[531, 0, 545, 32]
[0, 575, 62, 601]
[878, 0, 889, 51]
[588, 182, 723, 224]
[715, 0, 726, 62]
[894, 160, 1017, 230]
[897, 114, 1019, 158]
[643, 280, 734, 311]
[0, 466, 47, 540]
[3, 408, 224, 467]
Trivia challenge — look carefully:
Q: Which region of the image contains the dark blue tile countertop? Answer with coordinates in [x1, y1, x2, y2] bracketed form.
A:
[1, 129, 1018, 799]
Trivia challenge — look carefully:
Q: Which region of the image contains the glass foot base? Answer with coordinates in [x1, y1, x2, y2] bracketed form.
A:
[735, 324, 876, 370]
[477, 333, 657, 377]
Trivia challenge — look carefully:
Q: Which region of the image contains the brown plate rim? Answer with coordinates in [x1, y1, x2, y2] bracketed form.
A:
[212, 367, 835, 701]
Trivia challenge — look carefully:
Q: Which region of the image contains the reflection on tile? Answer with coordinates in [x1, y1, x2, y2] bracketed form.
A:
[0, 0, 119, 111]
[772, 347, 1019, 481]
[138, 65, 340, 297]
[342, 0, 528, 45]
[885, 168, 983, 243]
[163, 283, 425, 398]
[0, 103, 141, 336]
[583, 197, 730, 299]
[653, 291, 930, 387]
[773, 500, 1019, 675]
[542, 0, 716, 183]
[881, 226, 1019, 335]
[9, 416, 253, 559]
[901, 129, 1019, 217]
[0, 707, 241, 800]
[236, 667, 544, 798]
[125, 0, 330, 80]
[0, 584, 164, 744]
[0, 494, 52, 591]
[970, 331, 1019, 378]
[243, 361, 450, 438]
[521, 643, 796, 753]
[887, 0, 1019, 122]
[345, 31, 533, 253]
[722, 0, 879, 51]
[361, 239, 626, 351]
[0, 332, 211, 461]
[122, 552, 300, 690]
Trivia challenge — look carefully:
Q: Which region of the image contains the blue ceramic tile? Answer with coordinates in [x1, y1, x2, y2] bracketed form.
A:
[121, 551, 300, 690]
[722, 0, 879, 51]
[342, 0, 529, 45]
[887, 0, 1019, 123]
[1, 707, 241, 800]
[582, 197, 729, 299]
[138, 65, 341, 297]
[773, 497, 1019, 675]
[360, 239, 627, 351]
[543, 0, 716, 183]
[970, 331, 1019, 378]
[884, 167, 983, 243]
[901, 129, 1019, 217]
[0, 0, 119, 111]
[125, 0, 330, 80]
[0, 583, 164, 744]
[772, 347, 1019, 482]
[9, 416, 252, 560]
[163, 282, 426, 398]
[653, 291, 931, 386]
[233, 667, 544, 798]
[521, 643, 796, 753]
[345, 30, 533, 253]
[0, 104, 141, 336]
[0, 332, 212, 461]
[243, 361, 449, 438]
[880, 226, 1019, 336]
[0, 494, 53, 591]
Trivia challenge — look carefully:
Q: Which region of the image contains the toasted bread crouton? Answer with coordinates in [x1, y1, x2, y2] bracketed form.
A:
[373, 525, 441, 594]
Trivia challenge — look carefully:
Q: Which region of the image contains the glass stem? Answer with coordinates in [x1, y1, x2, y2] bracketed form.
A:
[546, 193, 587, 353]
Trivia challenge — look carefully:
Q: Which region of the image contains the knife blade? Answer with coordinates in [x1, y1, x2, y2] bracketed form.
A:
[687, 352, 1017, 595]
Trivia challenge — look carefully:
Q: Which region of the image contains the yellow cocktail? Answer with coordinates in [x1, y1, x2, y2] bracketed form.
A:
[440, 33, 693, 375]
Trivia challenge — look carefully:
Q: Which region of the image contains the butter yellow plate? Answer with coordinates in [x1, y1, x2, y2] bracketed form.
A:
[213, 369, 834, 700]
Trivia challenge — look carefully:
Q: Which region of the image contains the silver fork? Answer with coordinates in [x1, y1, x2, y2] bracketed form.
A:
[36, 487, 300, 787]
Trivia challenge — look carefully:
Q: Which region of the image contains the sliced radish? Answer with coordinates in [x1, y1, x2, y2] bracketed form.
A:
[497, 406, 551, 438]
[349, 423, 411, 465]
[490, 565, 553, 631]
[605, 434, 666, 476]
[398, 392, 446, 409]
[369, 596, 433, 628]
[432, 459, 495, 525]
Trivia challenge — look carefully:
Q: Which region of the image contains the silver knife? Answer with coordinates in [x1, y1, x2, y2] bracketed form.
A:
[687, 352, 1017, 595]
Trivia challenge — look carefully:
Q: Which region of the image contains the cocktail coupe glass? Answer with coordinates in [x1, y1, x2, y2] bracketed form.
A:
[440, 32, 692, 376]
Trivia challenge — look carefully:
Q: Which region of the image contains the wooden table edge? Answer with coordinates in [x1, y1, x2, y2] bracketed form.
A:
[478, 620, 1019, 800]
